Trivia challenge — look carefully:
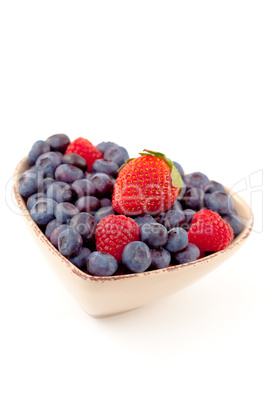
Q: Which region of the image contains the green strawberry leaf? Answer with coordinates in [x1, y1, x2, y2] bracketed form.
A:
[141, 149, 184, 188]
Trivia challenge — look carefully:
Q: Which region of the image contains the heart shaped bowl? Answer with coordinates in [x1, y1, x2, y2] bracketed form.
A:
[13, 157, 254, 318]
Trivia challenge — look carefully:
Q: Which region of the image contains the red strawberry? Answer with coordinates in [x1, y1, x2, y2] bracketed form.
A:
[95, 215, 140, 263]
[64, 137, 102, 172]
[112, 150, 184, 215]
[188, 209, 234, 252]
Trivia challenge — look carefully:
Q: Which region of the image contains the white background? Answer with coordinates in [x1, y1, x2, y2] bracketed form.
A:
[1, 1, 267, 401]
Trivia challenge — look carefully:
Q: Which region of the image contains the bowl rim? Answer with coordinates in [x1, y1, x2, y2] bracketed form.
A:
[13, 157, 254, 283]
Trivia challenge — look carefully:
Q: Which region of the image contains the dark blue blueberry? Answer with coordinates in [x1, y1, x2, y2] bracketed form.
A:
[18, 169, 42, 198]
[134, 214, 156, 228]
[94, 206, 115, 223]
[47, 181, 73, 203]
[54, 202, 79, 223]
[122, 241, 152, 273]
[165, 227, 188, 253]
[173, 243, 200, 264]
[181, 209, 196, 230]
[92, 159, 119, 177]
[103, 145, 129, 167]
[55, 164, 84, 183]
[100, 198, 112, 208]
[45, 219, 62, 240]
[84, 173, 93, 181]
[69, 212, 97, 243]
[75, 196, 100, 213]
[204, 180, 225, 194]
[222, 214, 242, 237]
[173, 161, 184, 178]
[169, 200, 183, 211]
[46, 133, 70, 153]
[140, 223, 168, 248]
[26, 192, 46, 210]
[205, 191, 234, 216]
[40, 177, 55, 193]
[58, 228, 83, 257]
[71, 179, 96, 197]
[69, 247, 91, 270]
[183, 187, 205, 210]
[35, 152, 62, 177]
[96, 141, 117, 154]
[150, 247, 171, 270]
[184, 172, 209, 189]
[89, 173, 113, 197]
[30, 198, 57, 226]
[28, 140, 50, 165]
[61, 153, 87, 172]
[86, 251, 118, 276]
[50, 224, 68, 248]
[160, 210, 185, 230]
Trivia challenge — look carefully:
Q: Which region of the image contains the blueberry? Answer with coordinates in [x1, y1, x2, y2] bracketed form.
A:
[45, 219, 62, 240]
[18, 169, 42, 198]
[96, 141, 117, 154]
[92, 159, 119, 177]
[40, 177, 55, 193]
[160, 210, 185, 230]
[100, 198, 112, 208]
[86, 251, 118, 276]
[47, 181, 73, 203]
[205, 191, 234, 215]
[134, 214, 156, 228]
[150, 247, 171, 270]
[46, 134, 70, 153]
[71, 179, 96, 197]
[183, 187, 205, 210]
[50, 224, 68, 248]
[122, 241, 152, 273]
[55, 164, 84, 183]
[165, 227, 188, 253]
[26, 192, 46, 210]
[75, 196, 100, 213]
[69, 212, 97, 243]
[35, 152, 62, 177]
[169, 200, 183, 211]
[94, 206, 115, 223]
[103, 145, 129, 167]
[90, 173, 113, 197]
[184, 172, 209, 189]
[173, 243, 200, 264]
[61, 153, 87, 172]
[204, 180, 225, 194]
[30, 198, 57, 226]
[54, 202, 79, 223]
[173, 161, 184, 178]
[69, 247, 91, 270]
[222, 214, 242, 237]
[58, 228, 83, 257]
[140, 223, 168, 248]
[182, 209, 196, 230]
[28, 140, 50, 165]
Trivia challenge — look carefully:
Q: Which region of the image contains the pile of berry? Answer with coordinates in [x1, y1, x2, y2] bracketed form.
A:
[18, 134, 242, 276]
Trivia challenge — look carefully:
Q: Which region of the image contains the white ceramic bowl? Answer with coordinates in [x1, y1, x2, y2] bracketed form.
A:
[13, 157, 254, 317]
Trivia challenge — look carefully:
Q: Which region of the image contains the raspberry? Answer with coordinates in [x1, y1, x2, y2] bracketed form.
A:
[64, 137, 102, 172]
[188, 209, 234, 252]
[95, 215, 140, 263]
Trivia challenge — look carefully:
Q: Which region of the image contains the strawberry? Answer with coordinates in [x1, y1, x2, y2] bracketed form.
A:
[64, 137, 102, 172]
[112, 150, 184, 215]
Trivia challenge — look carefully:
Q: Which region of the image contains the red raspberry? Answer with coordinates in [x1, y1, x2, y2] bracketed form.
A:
[95, 215, 140, 263]
[188, 209, 234, 253]
[64, 137, 102, 172]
